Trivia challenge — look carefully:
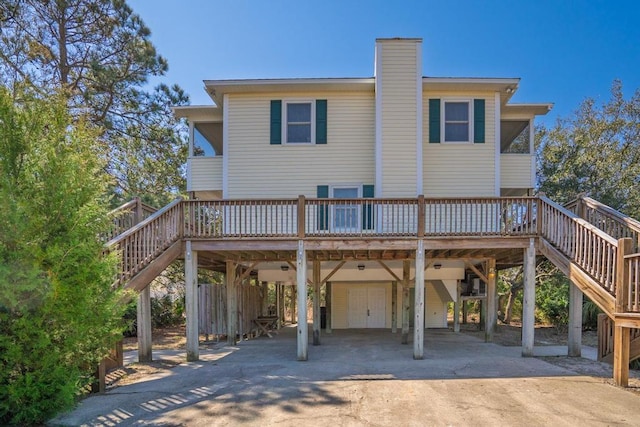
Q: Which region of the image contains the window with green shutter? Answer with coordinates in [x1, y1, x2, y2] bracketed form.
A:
[362, 184, 375, 230]
[429, 99, 441, 143]
[272, 99, 327, 145]
[316, 99, 327, 144]
[270, 100, 282, 145]
[431, 98, 485, 144]
[317, 185, 329, 231]
[473, 99, 485, 143]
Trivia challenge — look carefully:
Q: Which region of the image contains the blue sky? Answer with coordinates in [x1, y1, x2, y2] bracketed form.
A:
[129, 0, 640, 126]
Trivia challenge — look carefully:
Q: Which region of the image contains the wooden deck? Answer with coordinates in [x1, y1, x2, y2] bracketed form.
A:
[104, 194, 640, 386]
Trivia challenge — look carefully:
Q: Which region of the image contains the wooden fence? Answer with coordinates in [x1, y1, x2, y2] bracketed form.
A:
[198, 282, 266, 338]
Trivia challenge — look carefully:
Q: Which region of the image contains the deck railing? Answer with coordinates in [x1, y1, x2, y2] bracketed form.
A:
[539, 196, 618, 295]
[105, 198, 182, 287]
[183, 199, 298, 238]
[180, 196, 538, 239]
[597, 313, 640, 360]
[576, 197, 640, 253]
[105, 197, 157, 242]
[626, 253, 640, 312]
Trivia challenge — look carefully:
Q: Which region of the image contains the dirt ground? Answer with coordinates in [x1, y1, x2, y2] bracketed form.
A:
[109, 322, 605, 391]
[458, 321, 599, 347]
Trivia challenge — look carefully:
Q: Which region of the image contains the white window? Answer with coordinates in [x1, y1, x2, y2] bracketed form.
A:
[443, 100, 472, 143]
[284, 101, 315, 144]
[332, 186, 360, 230]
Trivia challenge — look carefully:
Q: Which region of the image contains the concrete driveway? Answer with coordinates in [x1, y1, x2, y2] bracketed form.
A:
[51, 327, 640, 426]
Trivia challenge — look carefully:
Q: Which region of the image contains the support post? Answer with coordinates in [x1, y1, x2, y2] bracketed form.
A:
[276, 283, 282, 328]
[485, 259, 497, 342]
[226, 260, 237, 346]
[614, 325, 630, 387]
[414, 240, 425, 359]
[325, 282, 332, 333]
[137, 285, 152, 362]
[290, 286, 297, 323]
[568, 280, 583, 357]
[297, 240, 308, 361]
[613, 237, 633, 386]
[261, 281, 269, 316]
[462, 299, 467, 324]
[279, 283, 285, 326]
[522, 238, 536, 357]
[391, 281, 397, 333]
[453, 280, 460, 333]
[185, 241, 199, 361]
[313, 260, 321, 345]
[401, 259, 411, 344]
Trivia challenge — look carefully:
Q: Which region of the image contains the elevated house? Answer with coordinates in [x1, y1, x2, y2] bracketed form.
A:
[107, 38, 640, 387]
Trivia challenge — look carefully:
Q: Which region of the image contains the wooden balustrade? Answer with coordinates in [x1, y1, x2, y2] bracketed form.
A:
[105, 198, 182, 287]
[598, 313, 640, 360]
[579, 197, 640, 253]
[183, 199, 299, 238]
[180, 196, 538, 239]
[105, 198, 157, 242]
[106, 195, 637, 317]
[305, 198, 419, 237]
[539, 197, 618, 295]
[423, 197, 537, 236]
[626, 253, 640, 312]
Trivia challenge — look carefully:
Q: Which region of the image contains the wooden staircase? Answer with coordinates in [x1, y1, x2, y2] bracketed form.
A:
[105, 197, 184, 292]
[562, 196, 640, 365]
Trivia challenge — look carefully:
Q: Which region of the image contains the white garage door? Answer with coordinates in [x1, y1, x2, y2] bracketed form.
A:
[347, 287, 386, 328]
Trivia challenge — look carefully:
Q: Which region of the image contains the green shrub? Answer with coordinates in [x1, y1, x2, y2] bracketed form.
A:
[535, 274, 570, 331]
[0, 89, 127, 424]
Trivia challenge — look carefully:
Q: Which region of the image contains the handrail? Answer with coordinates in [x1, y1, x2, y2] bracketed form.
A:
[109, 195, 639, 316]
[106, 198, 182, 247]
[539, 196, 618, 295]
[181, 196, 538, 239]
[625, 252, 640, 312]
[578, 196, 640, 251]
[105, 198, 159, 242]
[105, 198, 183, 288]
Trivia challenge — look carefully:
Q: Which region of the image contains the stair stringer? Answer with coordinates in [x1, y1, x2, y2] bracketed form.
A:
[538, 237, 615, 317]
[123, 240, 184, 292]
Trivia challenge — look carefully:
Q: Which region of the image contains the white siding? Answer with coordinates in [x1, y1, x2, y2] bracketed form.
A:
[377, 40, 420, 197]
[425, 282, 449, 328]
[423, 91, 497, 197]
[501, 154, 534, 189]
[187, 157, 222, 192]
[226, 92, 375, 198]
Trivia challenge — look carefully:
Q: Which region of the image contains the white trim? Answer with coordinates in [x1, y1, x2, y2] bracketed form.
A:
[529, 118, 535, 188]
[495, 92, 501, 196]
[330, 184, 363, 198]
[374, 42, 383, 197]
[330, 185, 362, 232]
[282, 99, 316, 145]
[440, 98, 474, 144]
[222, 94, 229, 198]
[187, 122, 194, 191]
[415, 43, 423, 196]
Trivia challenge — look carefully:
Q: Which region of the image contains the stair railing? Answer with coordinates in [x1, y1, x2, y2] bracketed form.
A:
[105, 197, 158, 242]
[539, 195, 618, 296]
[573, 196, 640, 252]
[105, 198, 182, 288]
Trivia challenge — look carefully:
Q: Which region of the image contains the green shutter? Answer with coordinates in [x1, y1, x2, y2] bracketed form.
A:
[316, 99, 327, 144]
[474, 99, 485, 143]
[429, 99, 441, 143]
[317, 185, 329, 231]
[362, 184, 375, 230]
[270, 100, 282, 145]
